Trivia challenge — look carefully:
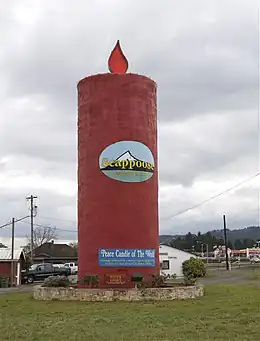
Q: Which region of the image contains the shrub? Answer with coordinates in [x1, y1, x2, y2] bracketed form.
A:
[161, 273, 177, 280]
[137, 280, 150, 289]
[131, 272, 143, 283]
[182, 257, 206, 285]
[43, 275, 71, 287]
[151, 274, 167, 287]
[0, 277, 10, 288]
[137, 273, 177, 288]
[80, 275, 100, 287]
[136, 274, 165, 289]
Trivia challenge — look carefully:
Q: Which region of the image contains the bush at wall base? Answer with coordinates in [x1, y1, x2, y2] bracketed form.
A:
[43, 276, 71, 288]
[182, 257, 206, 285]
[0, 277, 10, 288]
[80, 275, 100, 288]
[137, 273, 177, 289]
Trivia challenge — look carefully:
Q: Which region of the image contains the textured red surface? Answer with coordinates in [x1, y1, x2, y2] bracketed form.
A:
[77, 73, 159, 287]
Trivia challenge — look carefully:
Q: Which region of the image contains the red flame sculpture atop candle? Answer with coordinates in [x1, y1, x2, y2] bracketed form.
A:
[77, 40, 159, 288]
[108, 40, 128, 73]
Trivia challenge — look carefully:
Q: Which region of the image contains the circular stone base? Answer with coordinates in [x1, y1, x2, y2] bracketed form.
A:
[33, 285, 204, 301]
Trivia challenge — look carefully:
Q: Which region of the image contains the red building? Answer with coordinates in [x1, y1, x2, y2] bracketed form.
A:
[0, 249, 25, 286]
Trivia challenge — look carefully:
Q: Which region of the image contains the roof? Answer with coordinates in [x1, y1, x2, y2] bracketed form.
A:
[159, 244, 196, 258]
[0, 248, 25, 261]
[33, 243, 77, 259]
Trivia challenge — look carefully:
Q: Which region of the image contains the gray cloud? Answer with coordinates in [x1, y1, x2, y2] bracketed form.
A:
[159, 108, 259, 186]
[0, 0, 259, 241]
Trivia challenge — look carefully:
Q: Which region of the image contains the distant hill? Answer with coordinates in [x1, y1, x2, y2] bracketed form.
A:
[159, 235, 177, 244]
[209, 226, 260, 244]
[159, 226, 260, 245]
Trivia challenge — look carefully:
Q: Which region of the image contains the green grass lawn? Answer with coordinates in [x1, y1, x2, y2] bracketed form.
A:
[0, 284, 259, 341]
[233, 269, 260, 280]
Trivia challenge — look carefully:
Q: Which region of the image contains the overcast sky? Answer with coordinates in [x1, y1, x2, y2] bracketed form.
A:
[0, 0, 259, 243]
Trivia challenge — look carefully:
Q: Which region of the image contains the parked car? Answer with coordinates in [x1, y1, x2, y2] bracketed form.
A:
[22, 263, 71, 284]
[64, 262, 78, 274]
[250, 257, 260, 264]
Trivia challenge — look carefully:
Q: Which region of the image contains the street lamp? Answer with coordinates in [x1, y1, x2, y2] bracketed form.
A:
[196, 241, 209, 264]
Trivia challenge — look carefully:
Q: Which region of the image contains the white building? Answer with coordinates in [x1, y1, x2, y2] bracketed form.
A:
[159, 244, 195, 278]
[213, 245, 232, 259]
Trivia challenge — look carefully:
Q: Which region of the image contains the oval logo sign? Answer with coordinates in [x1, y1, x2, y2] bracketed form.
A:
[99, 141, 155, 183]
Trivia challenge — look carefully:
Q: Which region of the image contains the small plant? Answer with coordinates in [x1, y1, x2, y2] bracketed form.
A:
[80, 275, 100, 288]
[137, 273, 179, 288]
[0, 277, 10, 288]
[43, 276, 71, 287]
[137, 280, 150, 289]
[151, 274, 167, 287]
[131, 272, 143, 283]
[182, 257, 206, 285]
[162, 273, 177, 280]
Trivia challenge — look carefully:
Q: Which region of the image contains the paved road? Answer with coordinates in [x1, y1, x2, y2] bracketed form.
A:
[0, 276, 76, 296]
[0, 284, 35, 296]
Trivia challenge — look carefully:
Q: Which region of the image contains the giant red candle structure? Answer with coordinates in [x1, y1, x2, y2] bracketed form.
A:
[77, 40, 159, 288]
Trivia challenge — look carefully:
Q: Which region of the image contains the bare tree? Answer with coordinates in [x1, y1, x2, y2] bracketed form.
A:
[69, 242, 78, 250]
[24, 225, 57, 253]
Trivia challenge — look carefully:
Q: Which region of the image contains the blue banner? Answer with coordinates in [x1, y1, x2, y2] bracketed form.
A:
[98, 249, 155, 267]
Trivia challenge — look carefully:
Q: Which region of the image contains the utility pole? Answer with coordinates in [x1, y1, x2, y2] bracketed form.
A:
[223, 214, 229, 271]
[26, 195, 38, 260]
[196, 241, 209, 264]
[10, 218, 15, 287]
[205, 243, 209, 265]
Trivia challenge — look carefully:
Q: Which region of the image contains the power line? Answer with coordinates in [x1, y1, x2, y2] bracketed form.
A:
[19, 220, 77, 233]
[35, 174, 260, 227]
[40, 216, 76, 223]
[257, 6, 260, 231]
[0, 215, 30, 229]
[1, 172, 259, 232]
[162, 172, 260, 221]
[26, 195, 37, 260]
[38, 173, 260, 226]
[0, 218, 77, 234]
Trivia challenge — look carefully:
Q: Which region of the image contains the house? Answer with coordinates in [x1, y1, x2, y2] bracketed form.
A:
[0, 249, 26, 286]
[32, 242, 77, 264]
[159, 244, 195, 278]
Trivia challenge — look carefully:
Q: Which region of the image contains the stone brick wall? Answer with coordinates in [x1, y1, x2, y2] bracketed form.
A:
[34, 285, 204, 301]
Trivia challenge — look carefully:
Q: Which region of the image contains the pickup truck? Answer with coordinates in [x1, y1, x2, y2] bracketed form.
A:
[64, 262, 78, 274]
[22, 263, 71, 284]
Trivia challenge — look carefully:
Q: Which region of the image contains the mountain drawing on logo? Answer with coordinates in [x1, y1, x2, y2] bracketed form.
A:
[101, 150, 154, 173]
[116, 151, 137, 162]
